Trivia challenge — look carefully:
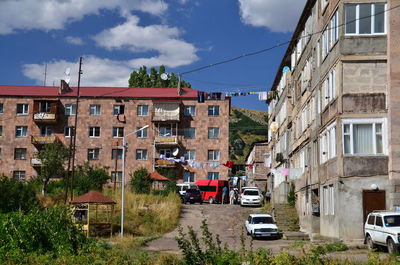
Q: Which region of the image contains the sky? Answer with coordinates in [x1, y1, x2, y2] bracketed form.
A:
[0, 0, 306, 111]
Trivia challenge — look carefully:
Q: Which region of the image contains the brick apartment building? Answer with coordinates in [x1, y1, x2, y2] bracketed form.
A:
[0, 84, 230, 184]
[266, 0, 400, 240]
[245, 141, 269, 192]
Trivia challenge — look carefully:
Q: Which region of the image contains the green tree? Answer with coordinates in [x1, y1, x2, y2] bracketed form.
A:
[128, 65, 191, 88]
[129, 168, 151, 194]
[37, 142, 68, 195]
[73, 163, 110, 196]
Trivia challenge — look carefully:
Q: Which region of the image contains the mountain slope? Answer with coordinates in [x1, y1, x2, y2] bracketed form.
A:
[229, 106, 268, 165]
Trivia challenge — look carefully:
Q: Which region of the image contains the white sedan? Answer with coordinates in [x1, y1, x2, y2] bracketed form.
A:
[245, 214, 279, 239]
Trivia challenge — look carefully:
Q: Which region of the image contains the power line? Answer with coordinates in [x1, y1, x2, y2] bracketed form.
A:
[178, 4, 400, 77]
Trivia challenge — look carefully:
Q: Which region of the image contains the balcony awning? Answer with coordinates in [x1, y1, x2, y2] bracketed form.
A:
[152, 102, 180, 121]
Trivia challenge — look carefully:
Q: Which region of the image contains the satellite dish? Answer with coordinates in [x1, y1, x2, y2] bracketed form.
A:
[172, 147, 179, 156]
[282, 66, 290, 73]
[65, 68, 71, 75]
[270, 122, 278, 132]
[161, 73, 168, 81]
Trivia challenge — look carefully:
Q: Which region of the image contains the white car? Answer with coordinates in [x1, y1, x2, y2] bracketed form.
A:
[176, 183, 198, 196]
[364, 211, 400, 254]
[240, 188, 263, 207]
[245, 213, 279, 239]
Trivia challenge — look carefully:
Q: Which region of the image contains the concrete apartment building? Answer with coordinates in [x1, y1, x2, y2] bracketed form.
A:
[0, 84, 230, 184]
[267, 0, 400, 240]
[245, 141, 269, 192]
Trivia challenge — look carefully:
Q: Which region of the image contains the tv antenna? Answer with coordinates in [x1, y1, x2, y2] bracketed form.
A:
[65, 67, 71, 84]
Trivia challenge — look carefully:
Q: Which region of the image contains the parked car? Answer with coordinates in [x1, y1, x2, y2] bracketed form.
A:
[176, 183, 198, 197]
[196, 179, 229, 204]
[240, 188, 263, 207]
[183, 189, 203, 204]
[364, 211, 400, 254]
[245, 213, 279, 239]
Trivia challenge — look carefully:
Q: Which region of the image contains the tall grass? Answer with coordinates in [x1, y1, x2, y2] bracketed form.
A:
[104, 188, 181, 237]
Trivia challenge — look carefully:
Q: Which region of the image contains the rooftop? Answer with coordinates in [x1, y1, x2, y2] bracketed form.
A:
[70, 190, 116, 204]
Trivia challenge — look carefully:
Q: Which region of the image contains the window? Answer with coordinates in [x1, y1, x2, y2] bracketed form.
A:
[184, 106, 196, 116]
[65, 104, 76, 115]
[323, 67, 336, 108]
[184, 172, 195, 183]
[330, 11, 338, 47]
[89, 104, 101, 115]
[329, 185, 334, 215]
[322, 185, 334, 215]
[15, 126, 28, 137]
[159, 127, 172, 137]
[207, 172, 219, 180]
[13, 171, 25, 181]
[184, 150, 196, 160]
[0, 103, 3, 114]
[320, 122, 336, 164]
[376, 216, 383, 227]
[208, 150, 220, 161]
[39, 101, 51, 113]
[112, 149, 123, 159]
[14, 148, 27, 160]
[136, 126, 148, 138]
[208, 106, 220, 116]
[0, 126, 3, 136]
[111, 171, 122, 182]
[322, 28, 329, 58]
[40, 126, 52, 136]
[184, 128, 196, 138]
[367, 215, 376, 225]
[88, 148, 100, 160]
[159, 149, 171, 157]
[64, 126, 73, 138]
[137, 105, 149, 116]
[113, 105, 125, 115]
[345, 3, 386, 35]
[208, 128, 220, 139]
[113, 127, 124, 138]
[89, 127, 100, 138]
[16, 104, 29, 115]
[342, 118, 386, 155]
[136, 149, 147, 160]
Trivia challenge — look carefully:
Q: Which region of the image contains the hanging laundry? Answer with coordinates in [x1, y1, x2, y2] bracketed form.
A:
[258, 92, 268, 101]
[221, 93, 226, 101]
[205, 92, 212, 100]
[180, 156, 185, 162]
[223, 161, 234, 168]
[197, 91, 204, 103]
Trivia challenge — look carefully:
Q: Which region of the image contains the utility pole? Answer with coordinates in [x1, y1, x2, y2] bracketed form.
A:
[70, 57, 83, 201]
[43, 63, 47, 86]
[64, 127, 74, 204]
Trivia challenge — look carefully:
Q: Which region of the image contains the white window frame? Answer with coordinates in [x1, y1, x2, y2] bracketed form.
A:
[111, 171, 122, 182]
[184, 150, 196, 160]
[330, 10, 339, 48]
[342, 118, 387, 156]
[136, 149, 148, 160]
[208, 127, 220, 139]
[112, 149, 123, 159]
[136, 126, 148, 138]
[64, 126, 73, 138]
[113, 105, 125, 116]
[13, 171, 26, 181]
[14, 148, 27, 160]
[16, 103, 29, 115]
[184, 128, 196, 139]
[88, 126, 100, 138]
[137, 105, 149, 116]
[208, 150, 220, 161]
[89, 104, 101, 115]
[322, 28, 329, 58]
[207, 172, 219, 180]
[345, 3, 387, 35]
[329, 185, 335, 215]
[323, 67, 336, 108]
[320, 122, 337, 164]
[184, 172, 195, 183]
[112, 127, 124, 138]
[65, 104, 76, 116]
[159, 149, 171, 157]
[15, 126, 28, 137]
[40, 126, 53, 136]
[184, 106, 196, 116]
[88, 148, 100, 160]
[208, 105, 220, 116]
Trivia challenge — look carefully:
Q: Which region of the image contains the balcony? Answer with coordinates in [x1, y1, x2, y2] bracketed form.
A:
[152, 102, 180, 122]
[155, 158, 176, 168]
[31, 157, 42, 167]
[154, 136, 178, 145]
[33, 101, 58, 123]
[31, 135, 57, 145]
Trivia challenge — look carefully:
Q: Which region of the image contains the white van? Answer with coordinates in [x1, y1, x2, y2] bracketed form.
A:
[176, 183, 198, 196]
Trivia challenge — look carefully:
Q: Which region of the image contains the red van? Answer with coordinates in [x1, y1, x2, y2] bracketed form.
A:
[195, 179, 229, 204]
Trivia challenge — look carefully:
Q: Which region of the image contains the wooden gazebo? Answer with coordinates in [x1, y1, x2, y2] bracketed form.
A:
[70, 190, 116, 237]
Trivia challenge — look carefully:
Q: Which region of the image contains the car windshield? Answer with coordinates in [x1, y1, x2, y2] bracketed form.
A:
[244, 190, 259, 196]
[384, 215, 400, 227]
[252, 217, 274, 224]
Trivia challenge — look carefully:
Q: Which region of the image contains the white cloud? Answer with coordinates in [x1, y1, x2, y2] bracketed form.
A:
[65, 36, 84, 45]
[0, 0, 167, 34]
[92, 15, 198, 67]
[238, 0, 307, 32]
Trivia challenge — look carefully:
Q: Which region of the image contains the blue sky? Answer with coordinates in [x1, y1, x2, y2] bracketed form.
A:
[0, 0, 306, 111]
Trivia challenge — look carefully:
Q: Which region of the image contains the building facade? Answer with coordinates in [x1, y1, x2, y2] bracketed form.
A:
[245, 141, 269, 192]
[267, 0, 400, 240]
[0, 85, 230, 184]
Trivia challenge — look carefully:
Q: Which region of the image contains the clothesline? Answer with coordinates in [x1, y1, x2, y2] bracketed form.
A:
[197, 91, 267, 102]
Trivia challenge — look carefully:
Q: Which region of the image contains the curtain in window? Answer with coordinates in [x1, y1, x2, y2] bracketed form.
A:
[353, 124, 372, 154]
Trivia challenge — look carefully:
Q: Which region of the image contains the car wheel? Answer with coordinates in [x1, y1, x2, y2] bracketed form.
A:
[387, 238, 396, 254]
[366, 235, 376, 251]
[209, 197, 214, 204]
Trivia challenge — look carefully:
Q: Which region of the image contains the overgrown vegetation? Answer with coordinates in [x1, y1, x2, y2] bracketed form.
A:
[288, 182, 296, 206]
[129, 168, 151, 194]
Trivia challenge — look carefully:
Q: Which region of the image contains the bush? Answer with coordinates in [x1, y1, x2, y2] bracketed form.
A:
[73, 163, 110, 196]
[129, 168, 151, 194]
[0, 207, 86, 260]
[287, 182, 295, 206]
[0, 175, 39, 213]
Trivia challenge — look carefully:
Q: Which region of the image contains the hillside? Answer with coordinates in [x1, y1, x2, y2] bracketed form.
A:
[229, 106, 268, 165]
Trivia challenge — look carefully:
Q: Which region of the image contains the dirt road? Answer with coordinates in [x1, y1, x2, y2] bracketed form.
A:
[144, 203, 293, 254]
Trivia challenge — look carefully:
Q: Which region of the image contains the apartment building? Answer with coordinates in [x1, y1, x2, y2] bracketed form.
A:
[245, 141, 269, 192]
[0, 84, 230, 184]
[267, 0, 400, 240]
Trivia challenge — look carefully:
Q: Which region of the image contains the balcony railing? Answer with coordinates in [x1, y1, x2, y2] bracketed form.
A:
[33, 101, 58, 123]
[155, 159, 176, 167]
[31, 135, 57, 145]
[154, 136, 178, 145]
[33, 112, 57, 123]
